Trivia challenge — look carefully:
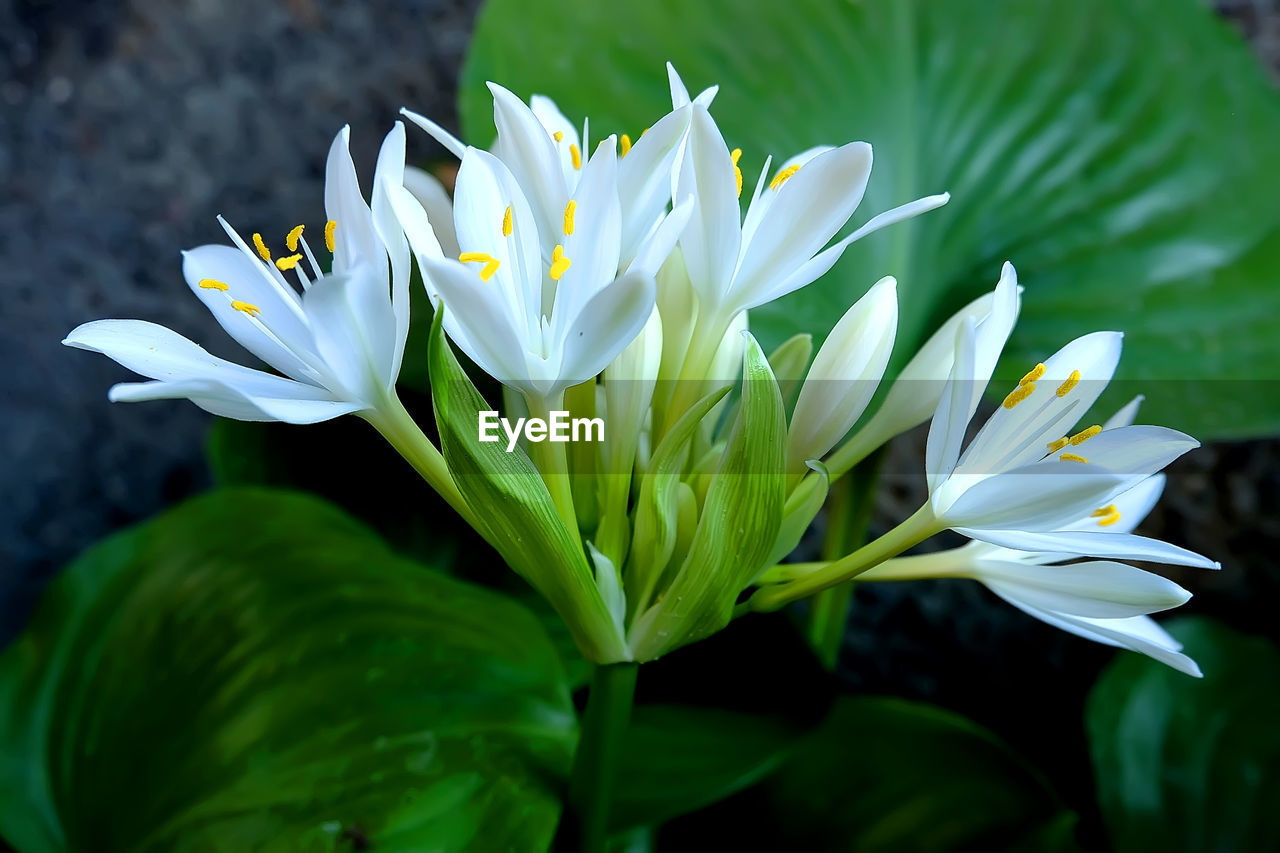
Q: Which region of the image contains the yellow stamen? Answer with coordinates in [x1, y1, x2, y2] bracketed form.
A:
[550, 244, 572, 280]
[1020, 363, 1046, 386]
[502, 205, 513, 237]
[1056, 369, 1081, 397]
[285, 224, 305, 252]
[563, 200, 576, 236]
[480, 260, 500, 282]
[1097, 511, 1122, 527]
[198, 278, 229, 291]
[1091, 504, 1118, 518]
[641, 126, 650, 137]
[553, 131, 564, 142]
[275, 253, 303, 270]
[1069, 425, 1102, 446]
[620, 134, 632, 157]
[569, 144, 582, 170]
[324, 220, 337, 253]
[1060, 453, 1089, 463]
[231, 300, 261, 317]
[1002, 382, 1036, 409]
[251, 232, 272, 262]
[730, 148, 743, 198]
[1046, 437, 1070, 453]
[460, 251, 502, 282]
[770, 163, 802, 191]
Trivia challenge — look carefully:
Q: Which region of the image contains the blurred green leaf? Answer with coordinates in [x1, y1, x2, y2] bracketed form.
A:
[742, 697, 1078, 851]
[0, 488, 575, 852]
[611, 704, 799, 831]
[1086, 616, 1280, 853]
[461, 0, 1280, 438]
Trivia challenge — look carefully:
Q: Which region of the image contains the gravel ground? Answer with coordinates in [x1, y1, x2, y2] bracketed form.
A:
[1, 0, 1278, 841]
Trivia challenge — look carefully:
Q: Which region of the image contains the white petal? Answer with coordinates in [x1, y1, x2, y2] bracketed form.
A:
[399, 107, 467, 160]
[324, 126, 386, 279]
[667, 62, 692, 108]
[731, 142, 872, 310]
[628, 195, 693, 279]
[1061, 424, 1200, 476]
[403, 166, 459, 258]
[371, 123, 412, 384]
[992, 596, 1202, 676]
[739, 145, 835, 250]
[302, 270, 395, 404]
[109, 377, 360, 423]
[181, 245, 318, 381]
[421, 257, 530, 390]
[1067, 473, 1165, 532]
[977, 559, 1191, 619]
[550, 137, 622, 332]
[937, 459, 1130, 530]
[487, 82, 570, 241]
[557, 271, 657, 389]
[617, 105, 691, 266]
[675, 107, 741, 313]
[1104, 395, 1145, 430]
[959, 527, 1219, 569]
[529, 94, 583, 190]
[788, 277, 896, 467]
[388, 183, 445, 279]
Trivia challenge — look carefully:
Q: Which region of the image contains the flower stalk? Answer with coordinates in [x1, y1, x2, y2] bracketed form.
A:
[567, 662, 639, 853]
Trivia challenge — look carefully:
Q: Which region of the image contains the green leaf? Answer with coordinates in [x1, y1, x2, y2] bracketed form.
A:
[743, 697, 1078, 851]
[1086, 617, 1280, 853]
[461, 0, 1280, 438]
[0, 488, 575, 852]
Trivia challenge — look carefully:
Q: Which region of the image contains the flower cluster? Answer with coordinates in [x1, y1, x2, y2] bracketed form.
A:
[65, 65, 1215, 671]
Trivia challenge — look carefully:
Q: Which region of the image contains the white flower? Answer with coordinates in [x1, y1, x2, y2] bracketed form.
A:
[390, 140, 689, 399]
[670, 82, 949, 328]
[924, 263, 1203, 544]
[401, 77, 692, 275]
[63, 125, 411, 424]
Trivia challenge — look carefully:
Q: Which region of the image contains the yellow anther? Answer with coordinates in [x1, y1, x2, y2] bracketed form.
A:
[231, 300, 261, 318]
[285, 224, 305, 252]
[460, 251, 502, 282]
[770, 163, 802, 191]
[1069, 425, 1102, 446]
[1046, 436, 1070, 453]
[1020, 363, 1046, 386]
[252, 232, 272, 262]
[620, 134, 632, 157]
[730, 148, 743, 165]
[550, 244, 572, 280]
[641, 126, 650, 137]
[1097, 510, 1122, 527]
[275, 253, 303, 270]
[197, 278, 229, 291]
[502, 205, 513, 237]
[569, 144, 582, 170]
[324, 220, 337, 253]
[480, 260, 500, 281]
[563, 200, 577, 236]
[1060, 453, 1089, 463]
[1091, 504, 1118, 518]
[730, 148, 743, 198]
[553, 130, 564, 142]
[1056, 369, 1081, 397]
[1002, 382, 1036, 409]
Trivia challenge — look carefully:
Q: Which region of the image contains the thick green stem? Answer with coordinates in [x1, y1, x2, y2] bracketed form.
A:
[526, 391, 580, 538]
[568, 662, 639, 852]
[365, 394, 481, 533]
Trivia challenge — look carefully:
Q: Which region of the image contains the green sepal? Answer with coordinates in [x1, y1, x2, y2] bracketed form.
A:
[766, 460, 830, 567]
[629, 334, 787, 660]
[426, 309, 629, 662]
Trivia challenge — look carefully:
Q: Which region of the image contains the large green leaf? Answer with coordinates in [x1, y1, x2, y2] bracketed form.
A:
[727, 697, 1079, 851]
[461, 0, 1280, 438]
[1086, 617, 1280, 852]
[0, 489, 575, 852]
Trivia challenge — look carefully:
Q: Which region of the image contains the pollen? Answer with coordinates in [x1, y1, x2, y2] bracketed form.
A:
[275, 253, 303, 270]
[285, 224, 305, 252]
[1059, 453, 1089, 463]
[770, 163, 802, 191]
[231, 300, 262, 317]
[1069, 425, 1102, 445]
[620, 133, 632, 157]
[1002, 382, 1036, 409]
[198, 278, 229, 291]
[730, 148, 743, 198]
[1097, 510, 1122, 527]
[502, 205, 513, 237]
[252, 232, 272, 262]
[1046, 436, 1070, 453]
[1020, 363, 1046, 386]
[324, 220, 337, 253]
[553, 130, 564, 142]
[1056, 369, 1081, 397]
[460, 251, 501, 282]
[563, 200, 577, 236]
[570, 144, 582, 170]
[550, 244, 572, 280]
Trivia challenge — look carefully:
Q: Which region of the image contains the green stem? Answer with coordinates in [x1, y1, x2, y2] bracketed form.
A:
[365, 394, 481, 533]
[569, 662, 639, 852]
[526, 391, 580, 538]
